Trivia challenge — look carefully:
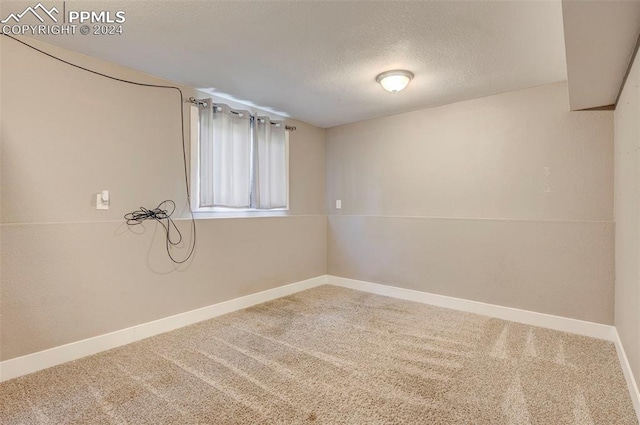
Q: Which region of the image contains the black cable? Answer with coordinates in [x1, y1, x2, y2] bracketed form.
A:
[2, 33, 196, 264]
[124, 200, 191, 264]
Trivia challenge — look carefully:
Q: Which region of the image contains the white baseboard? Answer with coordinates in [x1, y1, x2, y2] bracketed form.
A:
[328, 276, 614, 341]
[613, 328, 640, 420]
[0, 275, 328, 382]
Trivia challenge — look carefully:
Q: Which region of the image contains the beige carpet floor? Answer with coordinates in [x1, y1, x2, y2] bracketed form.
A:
[0, 285, 636, 424]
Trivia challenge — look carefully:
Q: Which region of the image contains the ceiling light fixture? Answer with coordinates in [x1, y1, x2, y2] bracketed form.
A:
[376, 70, 414, 93]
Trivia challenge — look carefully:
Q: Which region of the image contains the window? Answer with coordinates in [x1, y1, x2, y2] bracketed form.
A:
[191, 100, 289, 212]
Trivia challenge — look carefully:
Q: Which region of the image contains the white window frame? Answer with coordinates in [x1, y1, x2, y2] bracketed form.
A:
[189, 105, 290, 215]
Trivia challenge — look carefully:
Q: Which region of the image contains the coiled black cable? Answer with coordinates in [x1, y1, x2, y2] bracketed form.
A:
[125, 201, 191, 264]
[3, 33, 196, 264]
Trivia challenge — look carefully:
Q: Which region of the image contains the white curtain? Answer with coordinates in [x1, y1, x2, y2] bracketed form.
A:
[199, 102, 252, 208]
[255, 117, 287, 209]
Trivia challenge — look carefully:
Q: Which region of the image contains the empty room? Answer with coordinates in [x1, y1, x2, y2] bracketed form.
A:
[1, 0, 640, 423]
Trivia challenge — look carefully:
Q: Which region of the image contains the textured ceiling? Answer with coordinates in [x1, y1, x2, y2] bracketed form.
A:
[4, 1, 567, 128]
[562, 0, 640, 110]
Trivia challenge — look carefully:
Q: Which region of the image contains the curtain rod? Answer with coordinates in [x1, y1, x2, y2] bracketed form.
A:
[188, 97, 296, 131]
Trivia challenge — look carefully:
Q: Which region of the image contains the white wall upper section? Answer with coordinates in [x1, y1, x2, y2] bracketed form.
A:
[1, 37, 325, 224]
[2, 0, 567, 128]
[327, 82, 613, 221]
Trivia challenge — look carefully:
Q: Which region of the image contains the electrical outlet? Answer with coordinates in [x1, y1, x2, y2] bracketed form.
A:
[336, 200, 342, 209]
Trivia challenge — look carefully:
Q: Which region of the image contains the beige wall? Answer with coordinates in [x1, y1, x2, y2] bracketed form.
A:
[0, 38, 327, 360]
[614, 49, 640, 388]
[0, 37, 619, 362]
[327, 82, 615, 324]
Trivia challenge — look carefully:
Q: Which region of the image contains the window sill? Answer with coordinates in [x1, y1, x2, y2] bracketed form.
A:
[192, 209, 290, 219]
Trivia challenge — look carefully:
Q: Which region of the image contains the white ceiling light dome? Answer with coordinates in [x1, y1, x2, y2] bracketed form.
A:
[376, 70, 414, 93]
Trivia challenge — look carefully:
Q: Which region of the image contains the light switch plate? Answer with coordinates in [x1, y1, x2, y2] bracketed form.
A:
[336, 200, 342, 209]
[96, 194, 109, 210]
